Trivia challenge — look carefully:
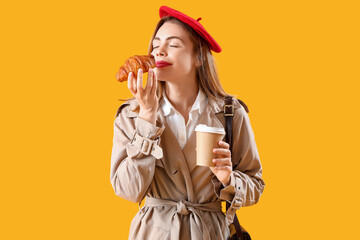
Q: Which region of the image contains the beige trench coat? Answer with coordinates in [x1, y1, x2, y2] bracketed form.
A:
[110, 96, 265, 240]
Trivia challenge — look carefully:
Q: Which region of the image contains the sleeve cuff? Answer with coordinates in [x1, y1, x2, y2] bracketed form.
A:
[211, 173, 236, 201]
[135, 117, 165, 140]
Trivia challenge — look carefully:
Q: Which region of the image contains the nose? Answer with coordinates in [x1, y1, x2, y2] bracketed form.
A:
[155, 45, 167, 57]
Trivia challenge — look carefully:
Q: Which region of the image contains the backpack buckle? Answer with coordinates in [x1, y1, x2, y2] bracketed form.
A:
[224, 104, 234, 116]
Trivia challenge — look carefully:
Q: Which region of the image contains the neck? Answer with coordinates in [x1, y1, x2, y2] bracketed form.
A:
[164, 81, 199, 114]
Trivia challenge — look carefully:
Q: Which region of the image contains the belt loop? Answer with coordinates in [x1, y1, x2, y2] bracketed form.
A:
[130, 130, 137, 143]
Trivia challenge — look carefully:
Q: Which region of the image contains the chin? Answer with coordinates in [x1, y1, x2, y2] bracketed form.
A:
[154, 67, 184, 83]
[154, 70, 171, 82]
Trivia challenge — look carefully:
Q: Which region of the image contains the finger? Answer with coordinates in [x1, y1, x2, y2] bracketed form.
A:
[145, 68, 153, 93]
[136, 68, 144, 93]
[212, 158, 232, 166]
[128, 72, 137, 94]
[218, 141, 230, 149]
[151, 68, 157, 95]
[214, 166, 232, 170]
[154, 69, 158, 88]
[127, 72, 132, 90]
[132, 72, 137, 94]
[131, 72, 138, 94]
[213, 148, 231, 157]
[128, 72, 134, 94]
[213, 162, 231, 168]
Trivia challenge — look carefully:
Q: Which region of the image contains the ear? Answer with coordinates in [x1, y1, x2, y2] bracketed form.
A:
[195, 57, 202, 67]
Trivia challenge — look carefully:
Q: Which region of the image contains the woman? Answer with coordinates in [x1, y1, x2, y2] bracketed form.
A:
[110, 6, 265, 240]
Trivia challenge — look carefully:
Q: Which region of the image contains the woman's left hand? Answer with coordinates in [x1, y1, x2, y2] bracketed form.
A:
[209, 140, 233, 186]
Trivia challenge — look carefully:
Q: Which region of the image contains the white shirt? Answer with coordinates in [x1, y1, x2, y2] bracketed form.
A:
[160, 87, 208, 149]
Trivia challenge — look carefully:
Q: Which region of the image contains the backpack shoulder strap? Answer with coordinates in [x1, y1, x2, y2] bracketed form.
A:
[224, 96, 234, 152]
[224, 96, 248, 240]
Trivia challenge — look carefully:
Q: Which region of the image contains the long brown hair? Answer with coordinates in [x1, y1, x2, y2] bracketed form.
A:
[119, 16, 234, 102]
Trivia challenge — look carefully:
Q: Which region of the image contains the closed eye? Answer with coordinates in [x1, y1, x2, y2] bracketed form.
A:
[153, 45, 178, 49]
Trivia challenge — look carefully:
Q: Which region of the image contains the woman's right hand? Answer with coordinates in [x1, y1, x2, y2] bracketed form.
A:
[127, 68, 159, 125]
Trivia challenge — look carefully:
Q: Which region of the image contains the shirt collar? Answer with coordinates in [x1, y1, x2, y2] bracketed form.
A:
[124, 94, 235, 119]
[160, 86, 207, 117]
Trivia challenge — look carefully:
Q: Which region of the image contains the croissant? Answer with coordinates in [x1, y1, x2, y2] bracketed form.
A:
[116, 55, 156, 82]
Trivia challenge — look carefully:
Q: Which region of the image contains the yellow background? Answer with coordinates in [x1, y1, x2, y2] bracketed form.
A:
[1, 0, 359, 239]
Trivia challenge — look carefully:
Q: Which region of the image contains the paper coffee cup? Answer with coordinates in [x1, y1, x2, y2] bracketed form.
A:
[195, 124, 225, 167]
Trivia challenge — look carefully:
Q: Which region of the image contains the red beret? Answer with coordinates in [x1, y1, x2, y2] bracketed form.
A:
[159, 6, 222, 53]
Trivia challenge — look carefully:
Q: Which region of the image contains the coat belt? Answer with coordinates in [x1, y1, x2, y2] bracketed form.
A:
[144, 197, 222, 240]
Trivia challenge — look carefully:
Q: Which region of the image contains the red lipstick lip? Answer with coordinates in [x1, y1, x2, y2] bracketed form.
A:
[156, 61, 172, 68]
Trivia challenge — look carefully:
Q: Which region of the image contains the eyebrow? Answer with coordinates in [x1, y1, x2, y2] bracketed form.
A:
[153, 36, 184, 43]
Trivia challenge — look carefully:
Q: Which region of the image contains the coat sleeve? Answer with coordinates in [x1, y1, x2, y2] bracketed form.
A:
[212, 105, 265, 209]
[110, 105, 165, 203]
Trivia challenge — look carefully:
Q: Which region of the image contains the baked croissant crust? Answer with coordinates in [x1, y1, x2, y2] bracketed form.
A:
[116, 55, 156, 82]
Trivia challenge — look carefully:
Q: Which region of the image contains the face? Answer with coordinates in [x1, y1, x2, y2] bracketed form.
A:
[151, 22, 199, 83]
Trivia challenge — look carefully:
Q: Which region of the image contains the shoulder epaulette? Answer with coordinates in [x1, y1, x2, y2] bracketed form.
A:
[115, 102, 130, 118]
[236, 99, 249, 113]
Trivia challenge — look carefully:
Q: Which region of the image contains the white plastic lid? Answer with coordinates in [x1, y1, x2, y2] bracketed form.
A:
[194, 124, 225, 135]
